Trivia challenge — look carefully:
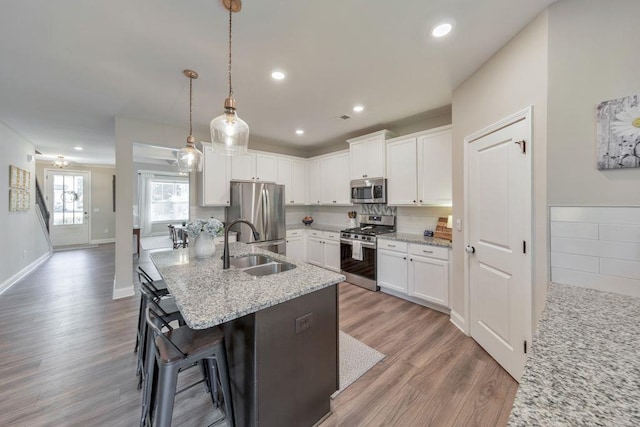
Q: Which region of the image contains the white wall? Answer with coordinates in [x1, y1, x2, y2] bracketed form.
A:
[547, 0, 640, 205]
[452, 11, 549, 330]
[0, 121, 51, 290]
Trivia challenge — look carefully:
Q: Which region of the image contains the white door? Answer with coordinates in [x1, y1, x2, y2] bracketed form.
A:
[466, 109, 531, 381]
[46, 170, 91, 247]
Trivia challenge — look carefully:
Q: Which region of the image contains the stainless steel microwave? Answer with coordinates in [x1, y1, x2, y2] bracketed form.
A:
[350, 178, 387, 204]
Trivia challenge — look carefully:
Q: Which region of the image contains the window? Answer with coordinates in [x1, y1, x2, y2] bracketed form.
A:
[150, 178, 189, 222]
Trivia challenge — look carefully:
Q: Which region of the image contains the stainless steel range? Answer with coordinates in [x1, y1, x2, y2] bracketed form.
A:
[340, 214, 395, 291]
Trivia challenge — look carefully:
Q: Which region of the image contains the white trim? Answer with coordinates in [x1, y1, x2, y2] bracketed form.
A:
[463, 106, 533, 340]
[449, 309, 466, 334]
[91, 238, 116, 244]
[112, 277, 135, 299]
[0, 251, 51, 296]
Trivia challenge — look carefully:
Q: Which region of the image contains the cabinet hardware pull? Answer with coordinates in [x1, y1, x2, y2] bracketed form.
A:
[403, 257, 406, 260]
[413, 200, 416, 203]
[419, 200, 423, 203]
[388, 244, 396, 247]
[423, 250, 433, 254]
[410, 258, 413, 261]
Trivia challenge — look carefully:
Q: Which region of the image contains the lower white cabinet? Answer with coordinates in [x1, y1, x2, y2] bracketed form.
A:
[285, 229, 306, 262]
[377, 239, 450, 308]
[305, 230, 340, 272]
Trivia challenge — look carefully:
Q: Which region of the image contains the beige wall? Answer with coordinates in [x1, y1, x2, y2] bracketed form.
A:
[451, 11, 549, 330]
[0, 121, 51, 288]
[36, 162, 116, 243]
[547, 0, 640, 205]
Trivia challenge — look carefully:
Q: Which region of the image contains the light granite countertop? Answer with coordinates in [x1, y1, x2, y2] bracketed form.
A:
[150, 242, 345, 329]
[509, 283, 640, 426]
[379, 232, 452, 248]
[286, 223, 346, 233]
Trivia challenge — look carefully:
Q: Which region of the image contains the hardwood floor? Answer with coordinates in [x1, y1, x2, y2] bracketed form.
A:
[0, 245, 517, 426]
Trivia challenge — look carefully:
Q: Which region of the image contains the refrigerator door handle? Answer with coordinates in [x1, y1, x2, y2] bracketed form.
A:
[262, 187, 269, 239]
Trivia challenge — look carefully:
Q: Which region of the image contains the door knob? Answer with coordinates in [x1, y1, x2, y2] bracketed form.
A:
[465, 245, 476, 254]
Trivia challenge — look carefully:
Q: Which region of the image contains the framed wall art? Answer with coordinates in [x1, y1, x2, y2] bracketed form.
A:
[8, 165, 31, 212]
[597, 94, 640, 170]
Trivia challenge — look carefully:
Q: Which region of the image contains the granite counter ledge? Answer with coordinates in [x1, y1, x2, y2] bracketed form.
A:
[509, 283, 640, 426]
[286, 223, 346, 233]
[379, 232, 452, 248]
[149, 242, 345, 330]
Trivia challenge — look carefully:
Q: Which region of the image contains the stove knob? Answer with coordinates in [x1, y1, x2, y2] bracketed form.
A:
[367, 237, 371, 241]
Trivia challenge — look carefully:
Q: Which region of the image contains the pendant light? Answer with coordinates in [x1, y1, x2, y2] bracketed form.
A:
[177, 69, 203, 173]
[51, 156, 70, 168]
[210, 0, 249, 155]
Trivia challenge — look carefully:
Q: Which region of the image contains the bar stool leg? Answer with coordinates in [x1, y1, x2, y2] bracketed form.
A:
[154, 363, 179, 427]
[213, 346, 235, 426]
[140, 330, 157, 427]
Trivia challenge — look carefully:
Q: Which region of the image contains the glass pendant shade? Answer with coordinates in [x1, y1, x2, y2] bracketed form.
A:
[176, 138, 203, 173]
[210, 106, 249, 155]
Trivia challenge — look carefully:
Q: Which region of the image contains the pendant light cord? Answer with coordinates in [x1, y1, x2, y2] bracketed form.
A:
[228, 3, 233, 99]
[189, 76, 193, 136]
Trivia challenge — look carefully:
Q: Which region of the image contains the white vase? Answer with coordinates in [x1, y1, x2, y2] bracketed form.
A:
[193, 233, 216, 259]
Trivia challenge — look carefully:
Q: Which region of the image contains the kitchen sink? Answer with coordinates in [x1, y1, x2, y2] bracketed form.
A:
[229, 254, 273, 269]
[243, 262, 297, 277]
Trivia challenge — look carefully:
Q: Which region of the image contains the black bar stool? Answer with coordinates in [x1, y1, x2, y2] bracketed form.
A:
[136, 283, 184, 389]
[141, 307, 234, 427]
[135, 267, 170, 354]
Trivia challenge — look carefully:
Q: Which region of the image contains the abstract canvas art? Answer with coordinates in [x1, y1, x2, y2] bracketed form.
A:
[597, 94, 640, 170]
[8, 165, 31, 212]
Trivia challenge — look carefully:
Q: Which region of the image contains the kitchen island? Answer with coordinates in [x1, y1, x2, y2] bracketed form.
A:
[150, 242, 345, 427]
[509, 283, 640, 426]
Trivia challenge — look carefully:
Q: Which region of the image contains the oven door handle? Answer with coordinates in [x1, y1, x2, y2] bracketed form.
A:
[340, 239, 376, 249]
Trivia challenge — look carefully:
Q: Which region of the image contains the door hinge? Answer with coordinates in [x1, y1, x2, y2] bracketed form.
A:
[524, 340, 528, 354]
[523, 240, 527, 254]
[514, 140, 526, 154]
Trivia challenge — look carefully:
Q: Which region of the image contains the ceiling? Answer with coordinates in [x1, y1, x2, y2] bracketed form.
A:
[0, 0, 556, 166]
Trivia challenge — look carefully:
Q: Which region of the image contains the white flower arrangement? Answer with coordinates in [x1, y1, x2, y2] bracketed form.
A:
[185, 218, 224, 239]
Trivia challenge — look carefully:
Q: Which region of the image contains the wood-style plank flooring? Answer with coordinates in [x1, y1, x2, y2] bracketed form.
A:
[0, 244, 517, 426]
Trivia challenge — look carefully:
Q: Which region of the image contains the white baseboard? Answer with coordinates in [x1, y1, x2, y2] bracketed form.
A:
[0, 251, 52, 296]
[379, 287, 450, 315]
[112, 277, 135, 300]
[91, 238, 116, 244]
[449, 309, 467, 335]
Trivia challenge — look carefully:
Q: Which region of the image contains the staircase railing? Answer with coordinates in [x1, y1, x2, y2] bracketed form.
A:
[35, 179, 50, 233]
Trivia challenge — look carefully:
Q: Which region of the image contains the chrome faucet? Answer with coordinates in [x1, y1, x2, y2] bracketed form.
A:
[223, 219, 261, 269]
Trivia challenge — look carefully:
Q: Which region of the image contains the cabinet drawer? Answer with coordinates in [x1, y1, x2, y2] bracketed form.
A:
[324, 231, 340, 242]
[409, 244, 448, 260]
[286, 229, 304, 238]
[307, 230, 323, 238]
[378, 239, 408, 252]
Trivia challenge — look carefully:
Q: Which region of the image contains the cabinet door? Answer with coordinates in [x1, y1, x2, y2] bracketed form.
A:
[408, 255, 449, 306]
[286, 236, 306, 262]
[256, 154, 278, 182]
[307, 159, 321, 205]
[199, 144, 231, 206]
[278, 158, 293, 203]
[377, 249, 408, 293]
[306, 237, 324, 266]
[320, 157, 336, 204]
[386, 137, 418, 205]
[350, 142, 368, 180]
[418, 129, 452, 206]
[231, 153, 256, 180]
[289, 160, 307, 204]
[350, 137, 385, 179]
[333, 153, 351, 205]
[323, 240, 341, 272]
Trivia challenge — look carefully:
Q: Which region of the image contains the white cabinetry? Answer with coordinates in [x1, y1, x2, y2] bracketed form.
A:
[386, 126, 452, 206]
[278, 158, 307, 205]
[231, 152, 278, 182]
[285, 229, 306, 262]
[198, 142, 231, 206]
[307, 159, 321, 205]
[306, 230, 340, 272]
[377, 239, 450, 308]
[320, 153, 351, 205]
[347, 130, 395, 179]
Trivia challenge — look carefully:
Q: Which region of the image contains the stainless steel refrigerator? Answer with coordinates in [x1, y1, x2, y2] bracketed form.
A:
[227, 181, 286, 255]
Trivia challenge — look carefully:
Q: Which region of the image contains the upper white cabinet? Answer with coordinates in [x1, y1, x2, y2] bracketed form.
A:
[320, 152, 351, 205]
[348, 130, 395, 180]
[278, 158, 307, 205]
[198, 142, 231, 206]
[307, 159, 322, 205]
[231, 152, 278, 182]
[386, 125, 452, 206]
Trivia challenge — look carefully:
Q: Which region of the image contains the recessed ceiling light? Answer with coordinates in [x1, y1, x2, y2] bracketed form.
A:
[353, 105, 364, 113]
[271, 70, 286, 80]
[296, 129, 304, 135]
[432, 23, 453, 38]
[74, 146, 83, 151]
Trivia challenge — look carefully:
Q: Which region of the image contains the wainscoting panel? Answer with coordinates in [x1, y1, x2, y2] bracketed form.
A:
[550, 206, 640, 297]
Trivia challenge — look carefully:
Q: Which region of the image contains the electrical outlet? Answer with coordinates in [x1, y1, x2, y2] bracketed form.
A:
[456, 219, 462, 231]
[295, 313, 313, 334]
